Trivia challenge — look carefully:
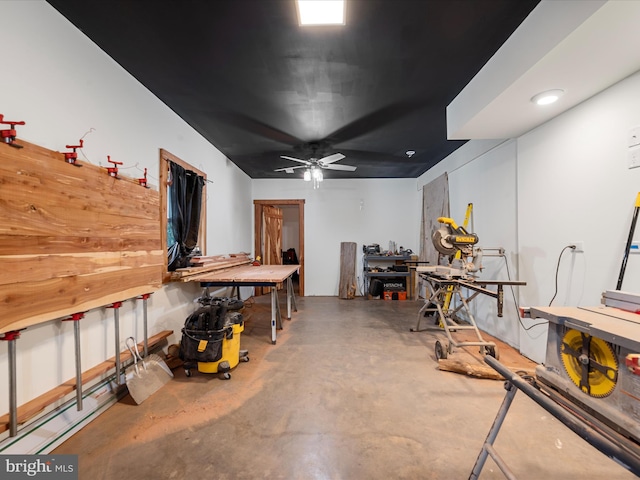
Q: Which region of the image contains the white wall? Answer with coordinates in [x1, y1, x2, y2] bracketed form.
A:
[253, 178, 421, 296]
[419, 70, 640, 363]
[0, 1, 253, 417]
[281, 205, 300, 255]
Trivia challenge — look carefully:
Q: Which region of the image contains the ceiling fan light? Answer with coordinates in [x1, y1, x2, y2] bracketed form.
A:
[313, 168, 323, 180]
[303, 169, 311, 181]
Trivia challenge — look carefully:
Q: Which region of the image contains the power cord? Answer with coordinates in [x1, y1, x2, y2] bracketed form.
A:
[548, 245, 576, 306]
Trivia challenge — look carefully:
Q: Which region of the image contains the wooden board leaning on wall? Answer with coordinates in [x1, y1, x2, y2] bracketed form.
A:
[0, 139, 163, 334]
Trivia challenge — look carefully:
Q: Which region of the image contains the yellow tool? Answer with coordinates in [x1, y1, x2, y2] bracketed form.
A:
[560, 329, 618, 398]
[432, 203, 478, 257]
[434, 204, 476, 325]
[617, 192, 640, 289]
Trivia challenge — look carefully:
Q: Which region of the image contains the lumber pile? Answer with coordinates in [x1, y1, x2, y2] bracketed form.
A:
[171, 252, 252, 281]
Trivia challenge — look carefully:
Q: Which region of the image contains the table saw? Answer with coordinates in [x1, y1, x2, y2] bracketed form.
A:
[531, 290, 640, 445]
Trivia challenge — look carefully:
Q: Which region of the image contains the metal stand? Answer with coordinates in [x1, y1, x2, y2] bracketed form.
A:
[412, 273, 526, 360]
[412, 274, 499, 359]
[470, 356, 640, 479]
[286, 276, 298, 319]
[107, 302, 124, 385]
[62, 313, 85, 411]
[137, 293, 152, 357]
[1, 330, 21, 437]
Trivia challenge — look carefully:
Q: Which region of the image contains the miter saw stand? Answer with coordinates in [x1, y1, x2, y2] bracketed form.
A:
[412, 216, 525, 361]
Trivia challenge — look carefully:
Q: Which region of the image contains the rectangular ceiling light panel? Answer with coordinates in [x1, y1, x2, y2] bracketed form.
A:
[297, 0, 345, 25]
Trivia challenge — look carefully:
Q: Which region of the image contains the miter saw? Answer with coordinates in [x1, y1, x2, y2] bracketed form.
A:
[431, 216, 483, 277]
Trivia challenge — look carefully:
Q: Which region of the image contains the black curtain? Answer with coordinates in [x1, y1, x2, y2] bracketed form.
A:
[167, 161, 204, 271]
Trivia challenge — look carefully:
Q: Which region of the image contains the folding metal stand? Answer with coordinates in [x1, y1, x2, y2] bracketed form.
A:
[412, 274, 501, 359]
[470, 356, 640, 479]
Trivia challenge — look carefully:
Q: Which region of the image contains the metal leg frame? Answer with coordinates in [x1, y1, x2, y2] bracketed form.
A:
[470, 356, 640, 479]
[270, 275, 299, 344]
[270, 287, 279, 344]
[412, 278, 496, 356]
[286, 275, 297, 319]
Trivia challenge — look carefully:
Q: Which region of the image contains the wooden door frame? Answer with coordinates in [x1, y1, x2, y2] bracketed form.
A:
[254, 199, 305, 296]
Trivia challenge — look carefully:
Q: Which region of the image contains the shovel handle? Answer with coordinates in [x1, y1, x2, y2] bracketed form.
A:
[125, 337, 145, 375]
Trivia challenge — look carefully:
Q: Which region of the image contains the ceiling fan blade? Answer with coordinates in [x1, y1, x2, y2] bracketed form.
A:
[280, 155, 311, 166]
[274, 165, 306, 172]
[318, 153, 345, 165]
[324, 164, 357, 171]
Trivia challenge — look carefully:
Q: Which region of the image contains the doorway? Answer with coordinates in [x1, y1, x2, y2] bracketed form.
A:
[254, 199, 305, 296]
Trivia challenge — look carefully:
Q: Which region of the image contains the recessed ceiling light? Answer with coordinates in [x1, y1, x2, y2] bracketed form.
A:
[297, 0, 345, 26]
[531, 89, 565, 106]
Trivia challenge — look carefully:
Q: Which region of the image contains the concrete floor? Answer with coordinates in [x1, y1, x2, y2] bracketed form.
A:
[53, 295, 636, 479]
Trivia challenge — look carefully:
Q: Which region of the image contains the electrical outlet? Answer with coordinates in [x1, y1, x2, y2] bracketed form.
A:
[571, 241, 584, 253]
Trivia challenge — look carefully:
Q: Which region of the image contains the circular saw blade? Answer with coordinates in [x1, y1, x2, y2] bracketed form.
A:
[432, 227, 457, 256]
[560, 329, 618, 398]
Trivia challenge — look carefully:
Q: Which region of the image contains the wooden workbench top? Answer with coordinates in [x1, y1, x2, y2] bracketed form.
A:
[188, 264, 300, 283]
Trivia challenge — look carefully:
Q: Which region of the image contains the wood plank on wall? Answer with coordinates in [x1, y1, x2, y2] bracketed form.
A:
[0, 139, 163, 333]
[0, 265, 163, 333]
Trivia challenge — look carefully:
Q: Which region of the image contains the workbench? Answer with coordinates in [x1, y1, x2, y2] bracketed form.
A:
[189, 264, 300, 344]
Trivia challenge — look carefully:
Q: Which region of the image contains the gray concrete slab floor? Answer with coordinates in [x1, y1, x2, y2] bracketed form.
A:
[53, 296, 637, 479]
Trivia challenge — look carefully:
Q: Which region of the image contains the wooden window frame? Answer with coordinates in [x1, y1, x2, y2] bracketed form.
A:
[159, 148, 207, 283]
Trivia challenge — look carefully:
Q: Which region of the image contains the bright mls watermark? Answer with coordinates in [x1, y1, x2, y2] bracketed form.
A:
[1, 455, 78, 479]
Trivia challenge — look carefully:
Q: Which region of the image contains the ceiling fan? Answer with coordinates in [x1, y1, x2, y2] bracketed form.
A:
[274, 152, 357, 174]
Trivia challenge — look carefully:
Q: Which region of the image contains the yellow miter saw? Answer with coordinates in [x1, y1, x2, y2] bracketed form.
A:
[432, 216, 479, 256]
[432, 216, 483, 276]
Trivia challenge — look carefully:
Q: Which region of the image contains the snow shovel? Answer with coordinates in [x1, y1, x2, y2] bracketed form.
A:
[125, 337, 173, 404]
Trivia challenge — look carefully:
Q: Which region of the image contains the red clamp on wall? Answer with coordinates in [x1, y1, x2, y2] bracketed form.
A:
[106, 156, 123, 178]
[0, 330, 22, 341]
[64, 140, 84, 166]
[107, 301, 123, 309]
[62, 312, 85, 322]
[137, 293, 152, 300]
[138, 167, 149, 188]
[0, 114, 26, 149]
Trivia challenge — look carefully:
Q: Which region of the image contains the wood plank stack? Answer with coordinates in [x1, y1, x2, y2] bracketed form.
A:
[171, 252, 252, 281]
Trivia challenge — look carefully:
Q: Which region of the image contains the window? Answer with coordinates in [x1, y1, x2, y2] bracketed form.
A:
[159, 149, 207, 281]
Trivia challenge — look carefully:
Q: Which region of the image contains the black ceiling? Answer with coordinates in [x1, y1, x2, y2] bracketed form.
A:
[47, 0, 539, 179]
